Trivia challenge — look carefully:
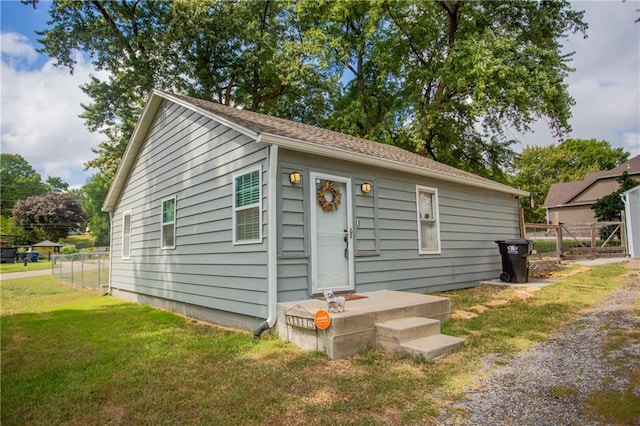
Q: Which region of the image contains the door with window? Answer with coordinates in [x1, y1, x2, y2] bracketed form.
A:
[310, 173, 354, 294]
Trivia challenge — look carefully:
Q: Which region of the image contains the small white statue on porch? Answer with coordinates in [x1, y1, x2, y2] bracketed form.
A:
[323, 289, 346, 313]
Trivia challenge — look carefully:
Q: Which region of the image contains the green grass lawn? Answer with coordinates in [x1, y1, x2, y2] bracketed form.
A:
[1, 265, 638, 425]
[62, 233, 96, 249]
[0, 260, 52, 274]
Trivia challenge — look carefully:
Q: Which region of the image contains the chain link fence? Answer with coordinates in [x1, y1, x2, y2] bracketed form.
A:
[51, 252, 110, 293]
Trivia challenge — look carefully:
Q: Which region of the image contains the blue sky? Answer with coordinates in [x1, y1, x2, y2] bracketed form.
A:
[1, 1, 639, 189]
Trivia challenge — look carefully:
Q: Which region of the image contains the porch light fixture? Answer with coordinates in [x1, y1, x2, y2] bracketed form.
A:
[361, 182, 372, 193]
[289, 171, 302, 185]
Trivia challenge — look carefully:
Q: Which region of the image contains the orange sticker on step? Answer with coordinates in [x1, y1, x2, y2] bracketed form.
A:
[314, 310, 331, 330]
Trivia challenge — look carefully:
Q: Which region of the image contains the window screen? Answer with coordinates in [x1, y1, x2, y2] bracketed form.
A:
[234, 169, 261, 243]
[416, 186, 441, 254]
[122, 212, 131, 259]
[161, 197, 176, 249]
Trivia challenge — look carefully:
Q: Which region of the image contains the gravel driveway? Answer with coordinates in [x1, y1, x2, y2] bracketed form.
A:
[440, 263, 640, 426]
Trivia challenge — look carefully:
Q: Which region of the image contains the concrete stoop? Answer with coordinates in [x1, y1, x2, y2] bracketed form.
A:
[375, 317, 465, 359]
[276, 290, 463, 360]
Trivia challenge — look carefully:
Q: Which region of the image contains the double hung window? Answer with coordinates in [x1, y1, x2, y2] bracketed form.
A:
[161, 196, 176, 249]
[122, 212, 131, 259]
[233, 168, 262, 244]
[416, 186, 441, 254]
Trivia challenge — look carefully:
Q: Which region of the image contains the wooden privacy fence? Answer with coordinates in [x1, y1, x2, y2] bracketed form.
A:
[524, 222, 627, 259]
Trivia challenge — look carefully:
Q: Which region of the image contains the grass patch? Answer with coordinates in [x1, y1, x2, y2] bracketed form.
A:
[583, 287, 640, 426]
[1, 263, 632, 425]
[551, 385, 578, 398]
[61, 233, 96, 249]
[585, 391, 640, 424]
[0, 261, 52, 274]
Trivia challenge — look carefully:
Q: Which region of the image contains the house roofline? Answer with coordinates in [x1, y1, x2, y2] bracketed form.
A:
[544, 201, 594, 210]
[103, 90, 527, 212]
[103, 93, 163, 212]
[260, 132, 528, 197]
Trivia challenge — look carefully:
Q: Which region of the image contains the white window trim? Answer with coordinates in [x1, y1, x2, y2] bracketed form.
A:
[122, 211, 131, 260]
[161, 195, 177, 250]
[416, 185, 442, 255]
[232, 166, 263, 245]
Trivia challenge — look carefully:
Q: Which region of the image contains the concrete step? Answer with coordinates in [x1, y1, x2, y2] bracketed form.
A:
[276, 290, 454, 359]
[375, 317, 441, 345]
[400, 334, 465, 360]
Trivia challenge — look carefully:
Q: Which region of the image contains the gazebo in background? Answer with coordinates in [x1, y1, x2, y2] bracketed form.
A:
[33, 240, 64, 261]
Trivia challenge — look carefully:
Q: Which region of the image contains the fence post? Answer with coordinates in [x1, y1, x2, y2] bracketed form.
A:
[590, 223, 596, 258]
[97, 253, 100, 291]
[556, 224, 563, 258]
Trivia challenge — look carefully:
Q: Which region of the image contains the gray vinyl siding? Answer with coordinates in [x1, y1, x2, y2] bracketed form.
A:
[110, 100, 269, 319]
[276, 150, 520, 300]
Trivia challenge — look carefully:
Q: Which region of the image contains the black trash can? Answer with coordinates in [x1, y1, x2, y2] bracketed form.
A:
[495, 239, 533, 283]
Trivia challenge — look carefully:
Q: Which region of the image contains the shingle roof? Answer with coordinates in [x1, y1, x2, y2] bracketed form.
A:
[543, 155, 640, 207]
[103, 90, 527, 212]
[164, 91, 523, 196]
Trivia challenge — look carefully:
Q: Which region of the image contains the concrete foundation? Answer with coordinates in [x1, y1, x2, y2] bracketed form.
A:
[276, 290, 454, 359]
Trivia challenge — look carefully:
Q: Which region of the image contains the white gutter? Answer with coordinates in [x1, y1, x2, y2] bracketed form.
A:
[260, 132, 528, 197]
[266, 142, 278, 327]
[253, 140, 279, 338]
[107, 211, 114, 295]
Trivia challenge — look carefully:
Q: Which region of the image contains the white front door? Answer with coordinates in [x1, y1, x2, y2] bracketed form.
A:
[310, 173, 355, 294]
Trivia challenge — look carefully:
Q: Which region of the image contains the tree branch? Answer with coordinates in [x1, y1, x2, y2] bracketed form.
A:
[383, 0, 429, 68]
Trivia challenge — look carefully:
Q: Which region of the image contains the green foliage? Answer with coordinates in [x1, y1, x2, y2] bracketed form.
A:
[32, 0, 587, 181]
[11, 193, 87, 242]
[81, 172, 111, 246]
[513, 139, 629, 222]
[380, 1, 586, 177]
[0, 216, 31, 245]
[0, 154, 48, 217]
[60, 245, 79, 254]
[45, 176, 69, 193]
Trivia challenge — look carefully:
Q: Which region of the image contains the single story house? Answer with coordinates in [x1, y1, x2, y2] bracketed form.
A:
[623, 185, 640, 258]
[544, 155, 640, 225]
[102, 90, 527, 334]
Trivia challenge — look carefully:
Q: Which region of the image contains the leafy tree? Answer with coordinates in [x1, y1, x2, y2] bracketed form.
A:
[81, 172, 111, 247]
[0, 216, 30, 246]
[12, 193, 87, 242]
[513, 139, 629, 222]
[0, 154, 48, 217]
[299, 1, 409, 144]
[591, 172, 639, 240]
[592, 172, 640, 222]
[34, 0, 337, 177]
[381, 0, 586, 175]
[45, 176, 69, 193]
[32, 0, 587, 181]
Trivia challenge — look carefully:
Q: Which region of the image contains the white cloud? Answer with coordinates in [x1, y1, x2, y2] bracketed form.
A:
[514, 1, 640, 158]
[0, 32, 38, 65]
[1, 32, 106, 187]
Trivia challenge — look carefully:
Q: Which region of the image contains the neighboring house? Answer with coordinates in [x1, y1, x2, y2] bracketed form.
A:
[623, 185, 640, 258]
[102, 90, 527, 333]
[543, 155, 640, 225]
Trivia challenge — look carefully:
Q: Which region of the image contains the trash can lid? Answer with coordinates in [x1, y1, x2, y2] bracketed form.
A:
[502, 238, 532, 245]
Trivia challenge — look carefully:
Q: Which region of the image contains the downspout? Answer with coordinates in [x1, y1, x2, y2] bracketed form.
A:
[254, 142, 278, 339]
[621, 193, 632, 258]
[107, 211, 114, 295]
